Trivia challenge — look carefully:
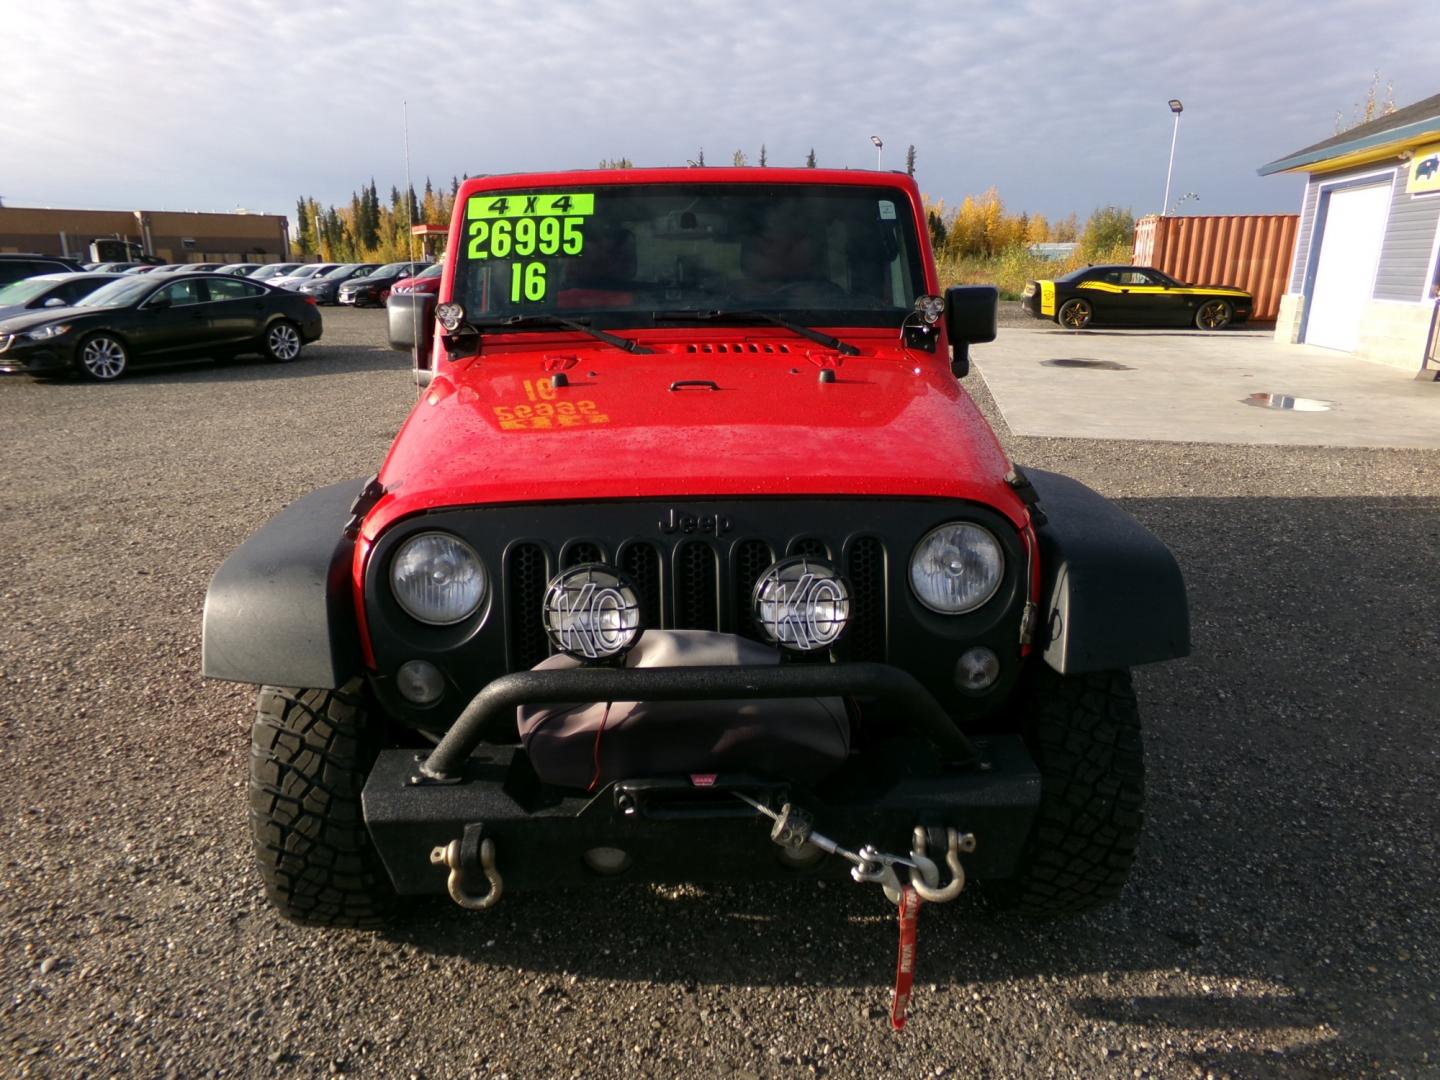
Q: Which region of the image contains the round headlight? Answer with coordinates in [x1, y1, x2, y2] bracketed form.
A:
[389, 532, 487, 625]
[752, 556, 850, 652]
[542, 564, 642, 661]
[909, 523, 1004, 614]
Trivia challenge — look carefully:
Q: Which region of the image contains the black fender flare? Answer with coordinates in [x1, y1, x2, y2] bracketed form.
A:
[202, 478, 367, 688]
[1026, 468, 1190, 674]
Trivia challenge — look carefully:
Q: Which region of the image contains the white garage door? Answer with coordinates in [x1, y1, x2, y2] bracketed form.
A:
[1304, 182, 1392, 351]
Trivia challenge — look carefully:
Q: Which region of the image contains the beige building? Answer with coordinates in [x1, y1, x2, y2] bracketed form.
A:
[0, 206, 290, 264]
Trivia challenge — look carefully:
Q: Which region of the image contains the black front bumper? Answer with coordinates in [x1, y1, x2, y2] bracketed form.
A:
[363, 736, 1040, 894]
[0, 340, 68, 373]
[361, 662, 1042, 896]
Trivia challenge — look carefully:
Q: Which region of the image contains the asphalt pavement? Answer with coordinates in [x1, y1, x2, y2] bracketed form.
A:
[1, 308, 1436, 1078]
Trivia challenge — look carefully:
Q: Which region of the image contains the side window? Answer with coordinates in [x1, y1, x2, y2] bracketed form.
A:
[162, 279, 206, 306]
[0, 262, 40, 286]
[58, 279, 96, 303]
[207, 277, 264, 301]
[1099, 271, 1125, 285]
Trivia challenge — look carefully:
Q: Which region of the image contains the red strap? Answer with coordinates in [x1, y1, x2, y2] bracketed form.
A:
[890, 886, 921, 1031]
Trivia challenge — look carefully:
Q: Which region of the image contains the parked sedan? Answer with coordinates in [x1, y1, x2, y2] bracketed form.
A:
[0, 273, 323, 382]
[269, 264, 342, 291]
[337, 261, 429, 307]
[1022, 265, 1252, 330]
[218, 263, 265, 276]
[297, 263, 381, 305]
[388, 261, 443, 298]
[250, 263, 303, 282]
[0, 272, 124, 321]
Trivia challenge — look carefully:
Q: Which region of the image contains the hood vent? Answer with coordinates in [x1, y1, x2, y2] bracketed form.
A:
[680, 342, 792, 355]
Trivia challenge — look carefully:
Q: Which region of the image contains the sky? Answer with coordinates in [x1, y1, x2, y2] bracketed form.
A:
[2, 0, 1437, 227]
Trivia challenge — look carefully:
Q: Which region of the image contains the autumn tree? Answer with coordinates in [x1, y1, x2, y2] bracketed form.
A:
[1335, 70, 1397, 133]
[732, 149, 747, 167]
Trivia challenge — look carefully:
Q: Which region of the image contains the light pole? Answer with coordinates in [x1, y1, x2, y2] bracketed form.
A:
[870, 135, 883, 171]
[1161, 99, 1183, 215]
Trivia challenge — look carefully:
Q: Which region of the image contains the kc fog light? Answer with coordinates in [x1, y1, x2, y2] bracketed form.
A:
[752, 556, 850, 652]
[396, 659, 445, 705]
[542, 564, 642, 661]
[954, 647, 1001, 692]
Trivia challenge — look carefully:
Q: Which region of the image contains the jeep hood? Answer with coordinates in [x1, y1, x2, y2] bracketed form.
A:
[365, 334, 1025, 537]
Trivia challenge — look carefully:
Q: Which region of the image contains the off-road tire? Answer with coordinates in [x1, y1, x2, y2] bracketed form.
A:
[250, 680, 398, 927]
[1001, 665, 1144, 916]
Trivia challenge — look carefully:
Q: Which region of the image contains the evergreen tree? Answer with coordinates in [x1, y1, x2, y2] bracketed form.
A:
[390, 185, 401, 210]
[759, 144, 767, 167]
[905, 144, 916, 177]
[295, 197, 315, 254]
[697, 149, 705, 167]
[407, 184, 420, 225]
[805, 148, 816, 168]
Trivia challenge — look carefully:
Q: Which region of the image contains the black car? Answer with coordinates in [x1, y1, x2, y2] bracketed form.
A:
[0, 253, 86, 288]
[1021, 264, 1253, 330]
[338, 261, 429, 307]
[297, 263, 381, 305]
[0, 272, 124, 322]
[0, 273, 323, 382]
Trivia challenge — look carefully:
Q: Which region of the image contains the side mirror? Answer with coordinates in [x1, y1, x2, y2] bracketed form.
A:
[146, 294, 172, 311]
[943, 285, 998, 378]
[386, 292, 436, 359]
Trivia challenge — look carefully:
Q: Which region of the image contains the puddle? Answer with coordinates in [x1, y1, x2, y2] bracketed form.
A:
[1041, 358, 1135, 371]
[1242, 393, 1334, 412]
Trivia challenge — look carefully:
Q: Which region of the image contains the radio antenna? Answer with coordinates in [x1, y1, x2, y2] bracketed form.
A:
[403, 99, 422, 399]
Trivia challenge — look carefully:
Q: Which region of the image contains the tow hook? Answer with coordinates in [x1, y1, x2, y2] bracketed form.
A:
[736, 794, 975, 906]
[429, 825, 503, 910]
[906, 826, 975, 904]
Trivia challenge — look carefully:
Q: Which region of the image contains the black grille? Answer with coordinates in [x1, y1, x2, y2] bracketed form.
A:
[507, 543, 551, 670]
[562, 541, 604, 567]
[844, 537, 886, 661]
[619, 542, 662, 628]
[733, 540, 775, 640]
[499, 530, 892, 669]
[789, 537, 830, 559]
[674, 541, 718, 629]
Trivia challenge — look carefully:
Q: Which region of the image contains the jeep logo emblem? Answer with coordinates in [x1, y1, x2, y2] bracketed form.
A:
[660, 508, 734, 536]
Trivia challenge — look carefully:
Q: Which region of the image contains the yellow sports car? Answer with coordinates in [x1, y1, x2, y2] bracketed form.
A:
[1022, 265, 1251, 330]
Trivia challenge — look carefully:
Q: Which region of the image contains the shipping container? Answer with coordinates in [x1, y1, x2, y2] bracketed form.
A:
[1133, 213, 1298, 322]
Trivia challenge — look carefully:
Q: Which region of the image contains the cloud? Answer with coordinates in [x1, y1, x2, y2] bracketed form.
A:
[0, 0, 1435, 219]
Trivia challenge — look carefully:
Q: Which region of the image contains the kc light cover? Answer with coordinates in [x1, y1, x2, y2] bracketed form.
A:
[542, 564, 642, 661]
[752, 556, 850, 652]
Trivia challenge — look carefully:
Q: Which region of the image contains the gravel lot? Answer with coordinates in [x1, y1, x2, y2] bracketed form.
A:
[2, 307, 1437, 1078]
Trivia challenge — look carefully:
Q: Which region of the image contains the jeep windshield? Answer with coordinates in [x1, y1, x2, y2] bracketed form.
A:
[450, 183, 927, 332]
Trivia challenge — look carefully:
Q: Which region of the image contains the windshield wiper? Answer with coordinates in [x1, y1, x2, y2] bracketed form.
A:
[651, 309, 861, 356]
[464, 313, 653, 354]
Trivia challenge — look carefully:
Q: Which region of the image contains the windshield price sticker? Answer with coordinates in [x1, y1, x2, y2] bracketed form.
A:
[465, 193, 598, 303]
[467, 193, 595, 220]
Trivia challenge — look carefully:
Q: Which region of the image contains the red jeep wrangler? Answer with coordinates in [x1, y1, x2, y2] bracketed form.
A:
[204, 168, 1187, 927]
